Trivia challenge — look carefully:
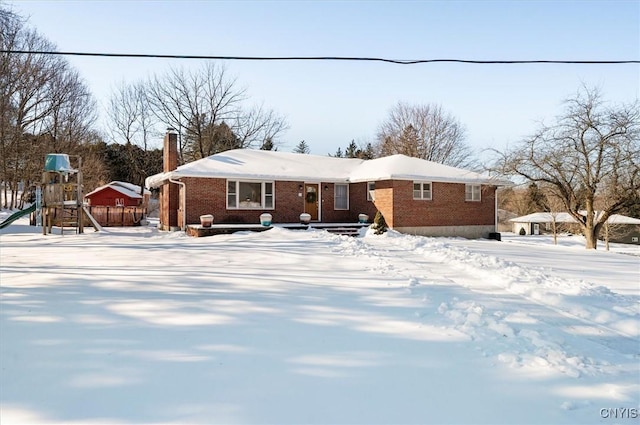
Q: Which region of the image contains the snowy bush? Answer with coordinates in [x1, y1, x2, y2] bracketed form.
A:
[372, 211, 388, 235]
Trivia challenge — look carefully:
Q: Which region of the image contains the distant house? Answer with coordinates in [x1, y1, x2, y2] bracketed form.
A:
[145, 131, 511, 238]
[510, 212, 640, 244]
[509, 212, 576, 235]
[85, 181, 150, 207]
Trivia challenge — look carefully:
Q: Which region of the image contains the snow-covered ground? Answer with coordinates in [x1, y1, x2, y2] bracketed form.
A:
[1, 214, 639, 425]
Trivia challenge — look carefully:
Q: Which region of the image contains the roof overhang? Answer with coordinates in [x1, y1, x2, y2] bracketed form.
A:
[145, 150, 514, 189]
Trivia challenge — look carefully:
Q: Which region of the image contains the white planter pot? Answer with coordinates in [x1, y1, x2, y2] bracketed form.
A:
[260, 213, 272, 226]
[300, 213, 311, 224]
[358, 213, 369, 224]
[200, 214, 214, 228]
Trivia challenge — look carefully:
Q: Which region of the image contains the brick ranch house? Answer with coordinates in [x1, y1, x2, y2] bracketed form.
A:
[146, 130, 510, 238]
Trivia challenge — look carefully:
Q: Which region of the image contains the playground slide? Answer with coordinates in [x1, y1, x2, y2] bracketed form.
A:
[0, 204, 36, 229]
[82, 206, 103, 232]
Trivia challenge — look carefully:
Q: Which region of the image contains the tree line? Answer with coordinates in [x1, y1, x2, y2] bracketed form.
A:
[0, 5, 288, 209]
[1, 5, 638, 248]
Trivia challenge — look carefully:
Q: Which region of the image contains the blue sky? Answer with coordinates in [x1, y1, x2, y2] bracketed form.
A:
[9, 0, 640, 157]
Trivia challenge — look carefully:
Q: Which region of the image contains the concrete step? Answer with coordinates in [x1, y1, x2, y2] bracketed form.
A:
[325, 227, 361, 236]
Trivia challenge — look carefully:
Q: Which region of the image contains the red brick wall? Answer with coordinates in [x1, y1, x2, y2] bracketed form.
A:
[371, 180, 395, 227]
[181, 178, 379, 225]
[177, 177, 495, 227]
[347, 182, 378, 222]
[183, 178, 312, 224]
[376, 180, 496, 228]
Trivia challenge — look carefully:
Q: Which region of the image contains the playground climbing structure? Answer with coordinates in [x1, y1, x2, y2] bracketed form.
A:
[41, 154, 98, 235]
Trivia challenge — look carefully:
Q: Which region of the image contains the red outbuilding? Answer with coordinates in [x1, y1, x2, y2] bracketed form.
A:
[84, 181, 150, 207]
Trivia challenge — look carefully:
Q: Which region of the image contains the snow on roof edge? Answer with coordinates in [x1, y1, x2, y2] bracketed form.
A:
[86, 181, 149, 198]
[510, 212, 640, 224]
[145, 149, 513, 188]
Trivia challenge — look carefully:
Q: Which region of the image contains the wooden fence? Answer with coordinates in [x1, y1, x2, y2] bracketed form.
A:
[85, 205, 146, 227]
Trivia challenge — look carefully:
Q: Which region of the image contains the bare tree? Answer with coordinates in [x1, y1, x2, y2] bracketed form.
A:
[183, 120, 241, 161]
[144, 63, 288, 163]
[493, 86, 640, 249]
[106, 81, 157, 193]
[498, 186, 531, 216]
[601, 221, 623, 251]
[107, 81, 142, 146]
[40, 68, 97, 152]
[233, 103, 288, 151]
[0, 6, 97, 208]
[376, 101, 474, 168]
[543, 190, 568, 245]
[145, 63, 287, 163]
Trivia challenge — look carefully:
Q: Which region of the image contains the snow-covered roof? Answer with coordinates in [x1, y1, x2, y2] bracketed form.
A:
[510, 212, 640, 224]
[348, 154, 500, 184]
[509, 212, 576, 223]
[85, 181, 149, 199]
[145, 149, 510, 188]
[606, 214, 640, 224]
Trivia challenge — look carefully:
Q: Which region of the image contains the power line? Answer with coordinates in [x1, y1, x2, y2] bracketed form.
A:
[1, 50, 638, 65]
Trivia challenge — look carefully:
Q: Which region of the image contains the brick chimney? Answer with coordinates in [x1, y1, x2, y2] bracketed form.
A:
[160, 128, 179, 230]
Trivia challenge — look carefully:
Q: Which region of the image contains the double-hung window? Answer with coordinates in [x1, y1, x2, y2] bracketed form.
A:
[334, 184, 349, 210]
[465, 184, 481, 201]
[413, 182, 432, 200]
[227, 180, 274, 209]
[367, 182, 375, 201]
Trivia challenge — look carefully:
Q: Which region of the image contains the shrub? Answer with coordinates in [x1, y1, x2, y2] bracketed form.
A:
[373, 211, 388, 235]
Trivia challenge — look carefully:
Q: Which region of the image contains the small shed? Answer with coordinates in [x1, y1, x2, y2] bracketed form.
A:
[85, 181, 150, 207]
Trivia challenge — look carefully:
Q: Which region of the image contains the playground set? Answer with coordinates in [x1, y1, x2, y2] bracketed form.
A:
[0, 154, 100, 234]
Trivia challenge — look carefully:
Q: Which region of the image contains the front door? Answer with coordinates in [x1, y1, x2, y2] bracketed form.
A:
[304, 184, 319, 221]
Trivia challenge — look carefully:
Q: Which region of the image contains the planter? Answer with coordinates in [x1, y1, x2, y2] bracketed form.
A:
[200, 214, 214, 228]
[260, 213, 272, 226]
[358, 213, 369, 224]
[300, 213, 311, 224]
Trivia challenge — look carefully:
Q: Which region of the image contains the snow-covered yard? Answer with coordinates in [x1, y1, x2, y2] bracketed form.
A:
[1, 215, 639, 424]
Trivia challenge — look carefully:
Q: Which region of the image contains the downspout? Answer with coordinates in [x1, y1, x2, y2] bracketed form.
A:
[494, 187, 498, 231]
[169, 177, 186, 231]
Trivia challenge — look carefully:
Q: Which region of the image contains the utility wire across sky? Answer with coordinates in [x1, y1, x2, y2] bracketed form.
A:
[2, 50, 639, 65]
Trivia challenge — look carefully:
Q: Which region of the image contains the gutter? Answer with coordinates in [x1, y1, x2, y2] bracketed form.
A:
[169, 177, 186, 231]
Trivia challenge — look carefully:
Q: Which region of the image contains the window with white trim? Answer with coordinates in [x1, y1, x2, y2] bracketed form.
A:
[334, 184, 349, 210]
[465, 184, 481, 201]
[227, 180, 274, 209]
[413, 182, 432, 200]
[367, 182, 375, 201]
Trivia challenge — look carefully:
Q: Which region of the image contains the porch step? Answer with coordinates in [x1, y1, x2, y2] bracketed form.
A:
[324, 227, 362, 236]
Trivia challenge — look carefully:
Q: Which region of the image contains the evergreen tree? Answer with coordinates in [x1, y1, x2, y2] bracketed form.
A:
[260, 137, 275, 151]
[525, 183, 549, 213]
[345, 140, 359, 158]
[332, 147, 343, 158]
[360, 143, 375, 159]
[625, 192, 640, 219]
[373, 211, 388, 235]
[293, 140, 310, 154]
